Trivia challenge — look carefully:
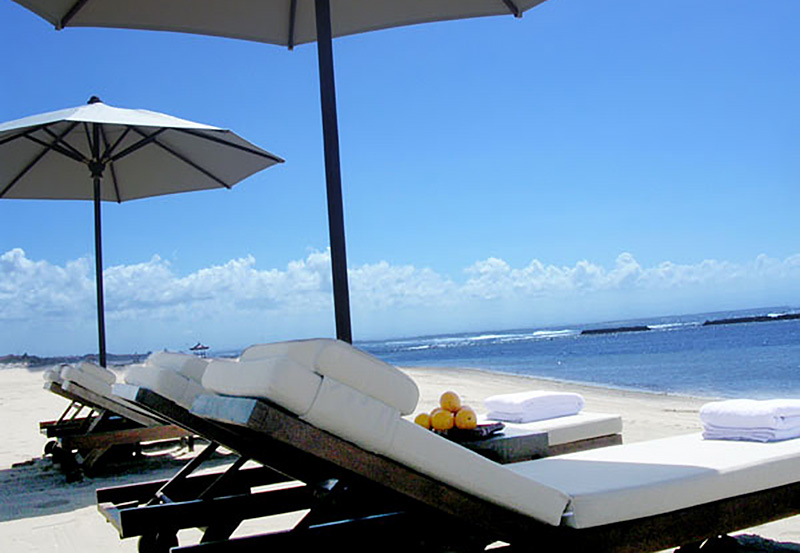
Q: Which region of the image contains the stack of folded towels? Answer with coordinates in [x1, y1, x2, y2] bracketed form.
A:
[700, 398, 800, 442]
[484, 390, 585, 423]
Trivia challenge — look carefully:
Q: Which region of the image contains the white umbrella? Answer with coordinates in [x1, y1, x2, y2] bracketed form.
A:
[10, 0, 550, 343]
[0, 96, 284, 365]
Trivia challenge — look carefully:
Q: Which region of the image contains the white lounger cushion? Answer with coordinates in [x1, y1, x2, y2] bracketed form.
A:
[74, 362, 116, 386]
[43, 366, 63, 383]
[122, 364, 204, 410]
[240, 339, 418, 415]
[509, 433, 800, 529]
[496, 412, 623, 447]
[61, 363, 115, 397]
[146, 351, 209, 383]
[298, 375, 570, 526]
[301, 377, 400, 454]
[389, 419, 570, 526]
[203, 357, 322, 416]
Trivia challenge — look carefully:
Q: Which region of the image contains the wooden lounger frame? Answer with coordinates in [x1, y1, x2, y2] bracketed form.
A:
[97, 386, 800, 553]
[42, 379, 192, 475]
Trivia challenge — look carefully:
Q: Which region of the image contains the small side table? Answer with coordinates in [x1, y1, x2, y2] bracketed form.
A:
[461, 429, 549, 463]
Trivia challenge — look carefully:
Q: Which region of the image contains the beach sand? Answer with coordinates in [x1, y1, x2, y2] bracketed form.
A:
[1, 364, 799, 551]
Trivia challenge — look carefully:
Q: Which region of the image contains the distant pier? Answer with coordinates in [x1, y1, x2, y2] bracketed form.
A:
[703, 313, 800, 326]
[580, 325, 651, 336]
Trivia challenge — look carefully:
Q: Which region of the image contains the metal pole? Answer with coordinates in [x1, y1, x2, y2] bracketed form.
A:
[93, 174, 107, 367]
[90, 121, 108, 367]
[314, 0, 353, 344]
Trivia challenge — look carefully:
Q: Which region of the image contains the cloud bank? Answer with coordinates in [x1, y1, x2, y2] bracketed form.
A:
[2, 248, 800, 355]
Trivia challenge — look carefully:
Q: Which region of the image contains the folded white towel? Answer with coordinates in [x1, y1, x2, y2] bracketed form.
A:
[700, 399, 800, 431]
[702, 424, 800, 443]
[484, 391, 585, 423]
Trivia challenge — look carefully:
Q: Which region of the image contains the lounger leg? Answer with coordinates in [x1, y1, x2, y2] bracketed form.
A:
[138, 531, 178, 553]
[148, 441, 219, 505]
[56, 400, 80, 423]
[44, 441, 83, 482]
[79, 445, 112, 472]
[135, 444, 221, 553]
[197, 456, 251, 543]
[84, 408, 111, 433]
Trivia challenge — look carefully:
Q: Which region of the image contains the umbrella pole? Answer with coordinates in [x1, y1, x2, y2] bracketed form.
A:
[92, 171, 108, 367]
[315, 0, 353, 344]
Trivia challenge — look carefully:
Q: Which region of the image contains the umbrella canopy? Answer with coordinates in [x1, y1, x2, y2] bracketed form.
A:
[10, 0, 549, 344]
[0, 97, 282, 201]
[12, 0, 547, 46]
[0, 97, 284, 365]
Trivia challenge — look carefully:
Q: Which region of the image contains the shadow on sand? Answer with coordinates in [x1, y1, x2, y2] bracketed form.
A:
[0, 443, 236, 523]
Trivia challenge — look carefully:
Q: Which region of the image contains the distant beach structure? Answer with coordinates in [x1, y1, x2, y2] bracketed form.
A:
[580, 325, 650, 336]
[189, 343, 209, 358]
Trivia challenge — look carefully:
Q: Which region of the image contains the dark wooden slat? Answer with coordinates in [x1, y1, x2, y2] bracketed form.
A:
[122, 387, 342, 486]
[60, 425, 190, 450]
[170, 512, 442, 553]
[112, 486, 313, 538]
[62, 381, 163, 427]
[95, 465, 288, 504]
[45, 379, 164, 427]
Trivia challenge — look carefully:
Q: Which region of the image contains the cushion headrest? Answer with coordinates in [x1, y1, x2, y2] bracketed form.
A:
[241, 339, 419, 415]
[146, 351, 209, 383]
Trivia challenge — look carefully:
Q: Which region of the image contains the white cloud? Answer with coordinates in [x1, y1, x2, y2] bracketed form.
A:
[2, 249, 800, 355]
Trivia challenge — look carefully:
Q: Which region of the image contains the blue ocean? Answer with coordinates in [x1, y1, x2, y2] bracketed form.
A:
[357, 307, 800, 399]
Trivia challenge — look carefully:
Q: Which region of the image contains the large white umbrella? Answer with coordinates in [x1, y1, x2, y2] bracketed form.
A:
[10, 0, 550, 343]
[0, 96, 284, 366]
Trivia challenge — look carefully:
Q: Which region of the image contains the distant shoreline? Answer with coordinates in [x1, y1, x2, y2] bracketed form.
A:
[0, 352, 149, 369]
[4, 308, 798, 367]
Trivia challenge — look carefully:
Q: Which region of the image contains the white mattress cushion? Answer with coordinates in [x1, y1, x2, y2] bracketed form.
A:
[43, 366, 63, 383]
[494, 412, 623, 447]
[146, 351, 209, 383]
[509, 433, 800, 528]
[297, 375, 570, 526]
[240, 339, 419, 415]
[240, 339, 324, 366]
[74, 362, 116, 386]
[123, 364, 204, 410]
[202, 357, 322, 416]
[313, 340, 418, 415]
[388, 419, 570, 526]
[301, 377, 399, 454]
[61, 364, 114, 397]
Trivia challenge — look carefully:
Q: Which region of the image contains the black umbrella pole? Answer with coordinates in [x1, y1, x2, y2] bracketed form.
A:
[315, 0, 353, 344]
[93, 177, 108, 367]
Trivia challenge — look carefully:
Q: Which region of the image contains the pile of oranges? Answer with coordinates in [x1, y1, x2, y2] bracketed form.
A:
[414, 390, 478, 431]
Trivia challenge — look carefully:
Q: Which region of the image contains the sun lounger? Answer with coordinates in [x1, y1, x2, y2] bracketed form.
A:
[95, 340, 624, 551]
[95, 338, 800, 552]
[41, 361, 193, 476]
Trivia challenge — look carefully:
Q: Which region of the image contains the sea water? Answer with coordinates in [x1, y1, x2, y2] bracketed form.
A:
[358, 307, 800, 399]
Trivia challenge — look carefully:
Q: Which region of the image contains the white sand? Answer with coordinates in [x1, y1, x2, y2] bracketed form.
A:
[1, 364, 799, 551]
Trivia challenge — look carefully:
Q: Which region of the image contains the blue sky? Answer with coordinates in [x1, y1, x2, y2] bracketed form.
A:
[1, 0, 799, 356]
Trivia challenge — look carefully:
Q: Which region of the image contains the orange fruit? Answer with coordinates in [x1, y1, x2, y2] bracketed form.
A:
[439, 391, 462, 412]
[430, 408, 455, 431]
[414, 412, 431, 429]
[455, 407, 478, 430]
